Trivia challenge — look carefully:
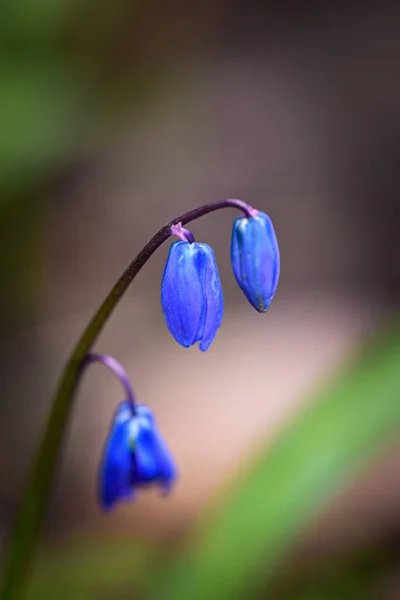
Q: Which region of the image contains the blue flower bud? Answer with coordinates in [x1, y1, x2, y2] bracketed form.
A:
[99, 401, 176, 510]
[231, 211, 280, 312]
[161, 241, 224, 351]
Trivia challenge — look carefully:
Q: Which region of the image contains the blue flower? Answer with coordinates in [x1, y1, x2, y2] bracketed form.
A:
[231, 211, 280, 312]
[99, 401, 176, 510]
[161, 241, 224, 351]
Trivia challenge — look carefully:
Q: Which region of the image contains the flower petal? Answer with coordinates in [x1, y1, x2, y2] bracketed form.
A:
[231, 211, 280, 312]
[98, 401, 135, 510]
[161, 241, 206, 347]
[199, 244, 224, 351]
[133, 406, 176, 489]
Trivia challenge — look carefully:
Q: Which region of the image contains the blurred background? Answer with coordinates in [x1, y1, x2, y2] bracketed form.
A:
[0, 1, 399, 598]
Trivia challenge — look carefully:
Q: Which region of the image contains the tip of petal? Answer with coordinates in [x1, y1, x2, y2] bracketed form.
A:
[252, 293, 277, 312]
[199, 338, 213, 351]
[255, 300, 271, 313]
[100, 497, 116, 511]
[99, 484, 136, 511]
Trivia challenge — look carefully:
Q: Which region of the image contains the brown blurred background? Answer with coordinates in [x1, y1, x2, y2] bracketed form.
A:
[0, 0, 399, 597]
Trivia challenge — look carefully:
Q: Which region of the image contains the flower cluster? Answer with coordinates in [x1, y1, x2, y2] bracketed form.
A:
[95, 202, 279, 510]
[161, 209, 280, 350]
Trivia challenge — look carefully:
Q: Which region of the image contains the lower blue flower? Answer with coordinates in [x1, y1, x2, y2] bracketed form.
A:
[99, 401, 176, 510]
[161, 241, 224, 351]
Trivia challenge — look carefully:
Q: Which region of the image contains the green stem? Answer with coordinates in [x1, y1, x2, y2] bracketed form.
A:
[0, 199, 254, 599]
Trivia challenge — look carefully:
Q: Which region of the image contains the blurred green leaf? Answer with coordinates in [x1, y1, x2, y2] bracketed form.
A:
[0, 59, 87, 197]
[25, 535, 157, 599]
[151, 322, 400, 600]
[0, 0, 79, 41]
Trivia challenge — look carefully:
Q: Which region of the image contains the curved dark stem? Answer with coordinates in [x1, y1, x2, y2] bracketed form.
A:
[0, 198, 255, 600]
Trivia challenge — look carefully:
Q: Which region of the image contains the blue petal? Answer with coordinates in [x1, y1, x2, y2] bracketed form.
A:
[231, 211, 280, 312]
[161, 241, 223, 350]
[98, 401, 135, 510]
[133, 406, 176, 491]
[161, 241, 206, 347]
[198, 245, 224, 352]
[135, 404, 155, 424]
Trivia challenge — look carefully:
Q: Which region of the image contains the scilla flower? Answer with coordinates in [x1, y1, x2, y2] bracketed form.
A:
[161, 224, 224, 351]
[4, 200, 283, 598]
[99, 400, 176, 510]
[231, 210, 280, 312]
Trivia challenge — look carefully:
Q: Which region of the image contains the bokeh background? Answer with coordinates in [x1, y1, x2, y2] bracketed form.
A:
[0, 1, 399, 598]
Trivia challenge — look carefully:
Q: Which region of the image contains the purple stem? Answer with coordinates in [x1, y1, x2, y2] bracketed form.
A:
[170, 222, 196, 243]
[108, 198, 255, 310]
[84, 353, 136, 412]
[75, 198, 257, 359]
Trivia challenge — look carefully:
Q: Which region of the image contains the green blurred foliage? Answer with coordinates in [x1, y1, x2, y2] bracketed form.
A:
[150, 322, 400, 600]
[26, 536, 157, 599]
[0, 60, 85, 196]
[0, 0, 79, 41]
[0, 52, 85, 325]
[25, 535, 393, 600]
[0, 0, 109, 325]
[0, 0, 184, 200]
[0, 0, 132, 198]
[0, 0, 173, 325]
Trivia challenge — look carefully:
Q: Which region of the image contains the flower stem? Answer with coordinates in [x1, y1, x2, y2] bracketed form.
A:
[0, 198, 255, 600]
[83, 353, 137, 412]
[170, 223, 196, 244]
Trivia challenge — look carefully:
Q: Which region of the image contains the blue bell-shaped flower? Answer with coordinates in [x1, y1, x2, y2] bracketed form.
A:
[161, 241, 224, 351]
[99, 401, 176, 510]
[231, 211, 280, 312]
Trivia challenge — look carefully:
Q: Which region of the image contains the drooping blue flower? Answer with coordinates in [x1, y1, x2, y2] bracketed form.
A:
[99, 401, 176, 510]
[231, 211, 280, 312]
[161, 241, 224, 351]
